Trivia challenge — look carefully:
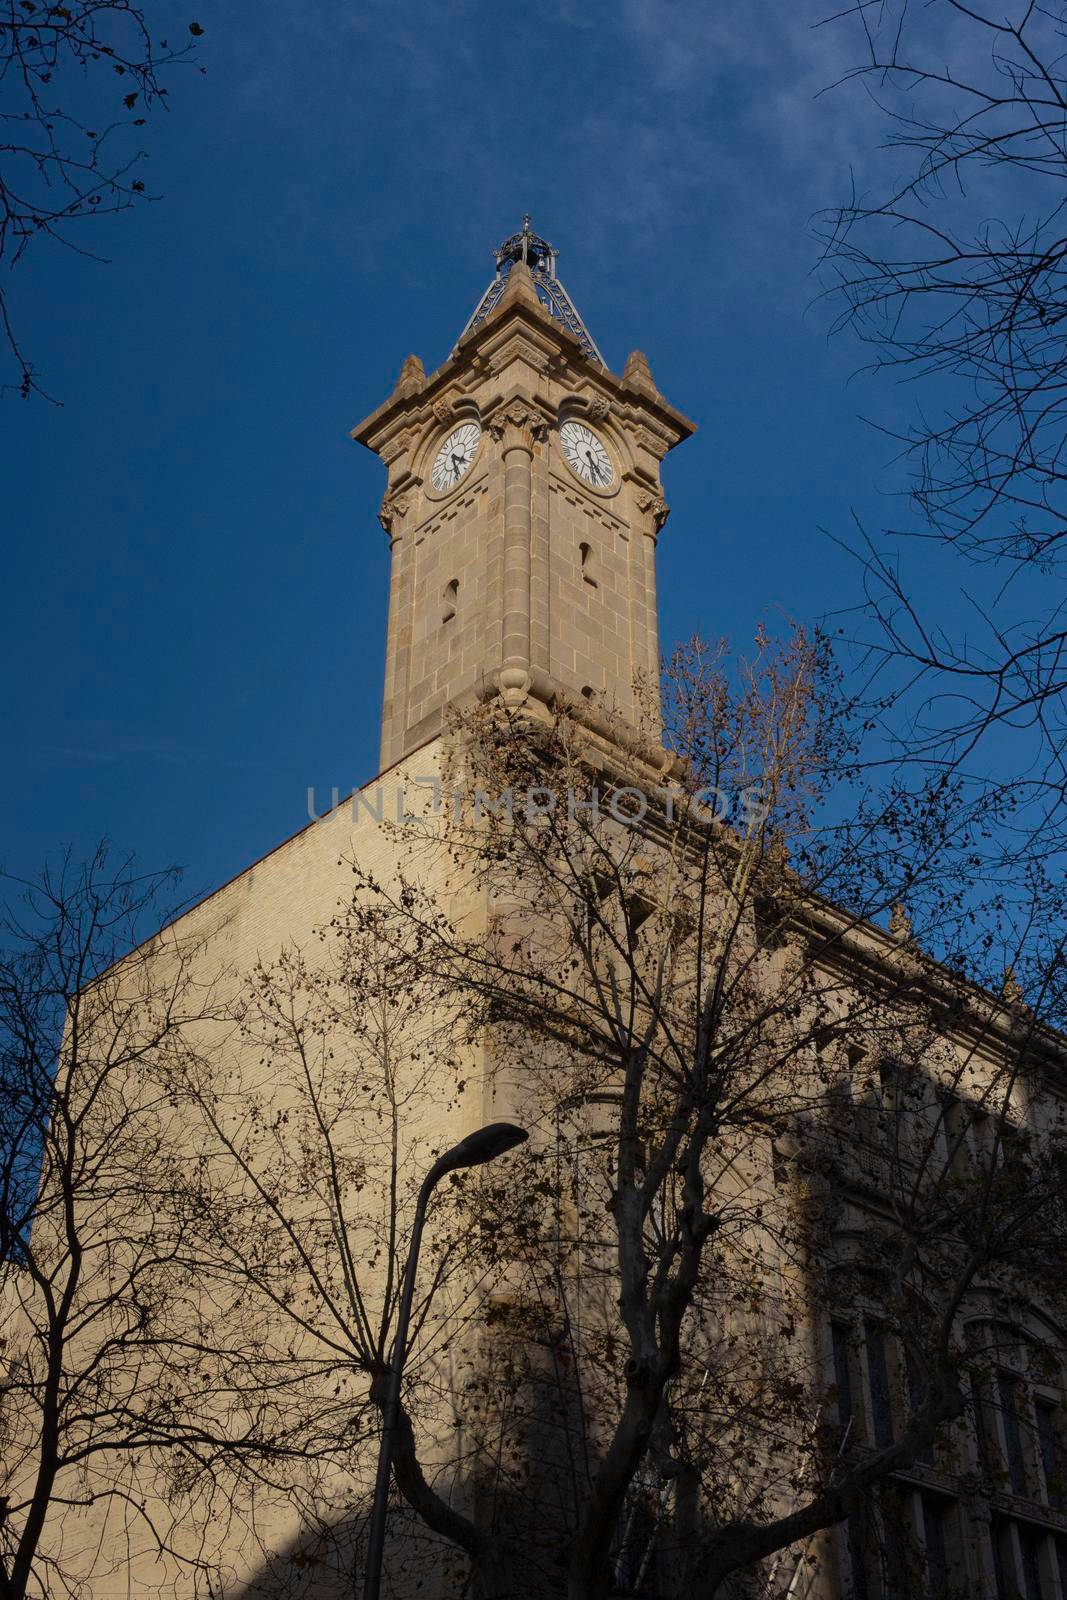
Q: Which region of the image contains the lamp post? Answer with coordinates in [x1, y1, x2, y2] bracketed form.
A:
[363, 1121, 528, 1600]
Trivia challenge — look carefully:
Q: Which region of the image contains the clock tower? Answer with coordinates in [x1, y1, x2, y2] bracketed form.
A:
[352, 218, 694, 772]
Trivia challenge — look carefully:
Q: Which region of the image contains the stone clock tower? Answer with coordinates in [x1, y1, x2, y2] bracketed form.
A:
[352, 218, 694, 772]
[29, 223, 697, 1600]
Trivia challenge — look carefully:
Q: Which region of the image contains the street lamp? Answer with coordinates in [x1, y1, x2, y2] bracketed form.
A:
[363, 1121, 529, 1600]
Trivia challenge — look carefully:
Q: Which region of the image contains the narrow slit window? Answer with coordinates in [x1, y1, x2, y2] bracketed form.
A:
[579, 541, 598, 586]
[442, 578, 459, 624]
[831, 1321, 854, 1435]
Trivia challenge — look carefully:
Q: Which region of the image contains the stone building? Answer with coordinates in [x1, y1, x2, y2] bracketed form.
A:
[14, 220, 1067, 1600]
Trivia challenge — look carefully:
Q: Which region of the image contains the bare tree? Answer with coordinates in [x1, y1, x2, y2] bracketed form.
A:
[167, 633, 1067, 1598]
[819, 0, 1067, 862]
[0, 2, 205, 399]
[0, 845, 258, 1600]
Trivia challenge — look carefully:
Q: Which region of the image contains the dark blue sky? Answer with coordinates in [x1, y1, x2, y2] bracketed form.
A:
[1, 1, 982, 902]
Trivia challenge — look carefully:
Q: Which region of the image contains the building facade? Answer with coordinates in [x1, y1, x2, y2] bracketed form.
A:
[13, 221, 1067, 1600]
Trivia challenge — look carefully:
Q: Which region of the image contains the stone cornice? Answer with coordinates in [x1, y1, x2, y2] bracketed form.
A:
[351, 294, 696, 464]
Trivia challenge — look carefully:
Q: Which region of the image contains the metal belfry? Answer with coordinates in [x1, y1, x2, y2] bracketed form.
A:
[457, 215, 606, 366]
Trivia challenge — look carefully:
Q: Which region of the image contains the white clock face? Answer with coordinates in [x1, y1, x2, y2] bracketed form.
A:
[560, 420, 613, 488]
[431, 422, 481, 491]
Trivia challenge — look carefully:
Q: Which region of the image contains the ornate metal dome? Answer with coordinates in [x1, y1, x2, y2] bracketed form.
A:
[457, 216, 605, 366]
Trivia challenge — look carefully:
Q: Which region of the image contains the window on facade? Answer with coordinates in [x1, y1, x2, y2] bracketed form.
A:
[839, 1500, 873, 1600]
[1035, 1397, 1065, 1508]
[838, 1483, 964, 1598]
[877, 1059, 931, 1164]
[579, 540, 598, 586]
[560, 1098, 621, 1283]
[753, 896, 791, 953]
[967, 1329, 1000, 1479]
[1019, 1527, 1044, 1600]
[976, 1315, 1067, 1600]
[866, 1320, 895, 1448]
[992, 1514, 1067, 1600]
[998, 1526, 1067, 1600]
[846, 1521, 871, 1600]
[938, 1090, 974, 1180]
[998, 1371, 1029, 1496]
[442, 577, 459, 623]
[877, 1060, 898, 1109]
[831, 1320, 855, 1439]
[993, 1518, 1010, 1600]
[771, 1138, 790, 1188]
[905, 1345, 933, 1466]
[920, 1493, 953, 1599]
[827, 1075, 856, 1137]
[878, 1481, 919, 1600]
[968, 1109, 1028, 1177]
[967, 1320, 1067, 1515]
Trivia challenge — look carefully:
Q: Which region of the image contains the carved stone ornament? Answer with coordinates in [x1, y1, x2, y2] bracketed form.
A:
[889, 902, 912, 943]
[431, 396, 455, 425]
[488, 401, 549, 455]
[378, 490, 411, 535]
[380, 427, 418, 467]
[634, 423, 672, 456]
[487, 335, 551, 377]
[586, 394, 611, 423]
[637, 490, 670, 532]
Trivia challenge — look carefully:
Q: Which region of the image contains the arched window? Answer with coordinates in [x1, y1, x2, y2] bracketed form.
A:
[442, 578, 459, 624]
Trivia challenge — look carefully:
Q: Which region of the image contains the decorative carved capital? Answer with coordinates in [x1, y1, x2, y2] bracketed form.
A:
[586, 393, 611, 424]
[378, 490, 411, 536]
[431, 396, 454, 425]
[488, 401, 549, 455]
[637, 490, 670, 532]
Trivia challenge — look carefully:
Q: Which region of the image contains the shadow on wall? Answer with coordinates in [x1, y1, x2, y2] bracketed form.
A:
[223, 1505, 471, 1600]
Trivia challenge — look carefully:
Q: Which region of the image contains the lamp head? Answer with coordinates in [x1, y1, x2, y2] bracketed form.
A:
[434, 1121, 528, 1181]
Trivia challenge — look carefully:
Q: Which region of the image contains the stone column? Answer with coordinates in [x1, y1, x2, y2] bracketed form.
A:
[636, 489, 669, 729]
[489, 401, 547, 707]
[377, 489, 413, 769]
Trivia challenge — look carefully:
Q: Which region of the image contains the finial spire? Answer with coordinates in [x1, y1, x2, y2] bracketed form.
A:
[622, 349, 658, 397]
[457, 217, 605, 365]
[391, 352, 425, 398]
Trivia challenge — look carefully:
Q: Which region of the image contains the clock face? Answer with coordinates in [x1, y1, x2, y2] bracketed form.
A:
[560, 420, 613, 488]
[430, 422, 481, 491]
